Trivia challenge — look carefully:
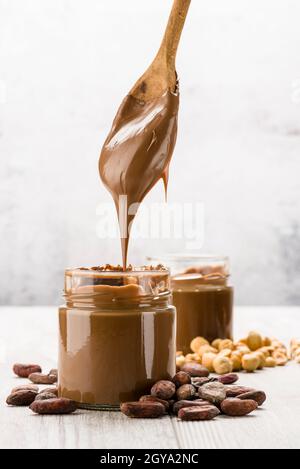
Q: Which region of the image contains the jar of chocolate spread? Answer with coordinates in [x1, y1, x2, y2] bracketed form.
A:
[58, 265, 176, 410]
[148, 255, 234, 355]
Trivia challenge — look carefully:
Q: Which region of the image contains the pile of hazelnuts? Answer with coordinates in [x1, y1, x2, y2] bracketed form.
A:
[176, 332, 290, 375]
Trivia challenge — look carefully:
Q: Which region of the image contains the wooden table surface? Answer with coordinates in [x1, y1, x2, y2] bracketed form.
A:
[0, 306, 299, 449]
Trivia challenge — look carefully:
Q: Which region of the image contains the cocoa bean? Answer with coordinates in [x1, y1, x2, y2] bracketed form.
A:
[192, 377, 217, 387]
[35, 392, 58, 401]
[150, 380, 176, 400]
[178, 405, 220, 421]
[221, 398, 258, 416]
[139, 395, 169, 410]
[13, 363, 41, 378]
[218, 373, 239, 385]
[225, 385, 255, 398]
[198, 382, 226, 405]
[120, 401, 165, 418]
[238, 390, 266, 406]
[181, 363, 210, 378]
[173, 399, 211, 415]
[49, 369, 58, 378]
[167, 400, 176, 413]
[28, 372, 57, 385]
[176, 384, 196, 401]
[39, 387, 58, 396]
[30, 398, 77, 414]
[6, 389, 38, 406]
[11, 384, 39, 394]
[172, 371, 191, 388]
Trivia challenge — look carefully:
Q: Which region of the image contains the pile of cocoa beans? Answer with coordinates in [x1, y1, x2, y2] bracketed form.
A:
[121, 366, 266, 421]
[7, 362, 267, 420]
[6, 363, 77, 415]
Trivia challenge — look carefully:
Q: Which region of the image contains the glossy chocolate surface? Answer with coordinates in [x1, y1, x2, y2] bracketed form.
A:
[99, 90, 179, 268]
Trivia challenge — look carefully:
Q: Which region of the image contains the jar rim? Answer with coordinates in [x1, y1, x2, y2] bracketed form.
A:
[147, 254, 229, 263]
[63, 265, 171, 301]
[65, 265, 170, 276]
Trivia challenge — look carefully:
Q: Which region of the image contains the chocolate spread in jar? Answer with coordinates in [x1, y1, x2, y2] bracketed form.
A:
[99, 88, 179, 269]
[172, 266, 234, 355]
[58, 265, 176, 408]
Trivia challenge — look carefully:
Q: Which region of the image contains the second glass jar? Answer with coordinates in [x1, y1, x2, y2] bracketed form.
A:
[148, 255, 234, 355]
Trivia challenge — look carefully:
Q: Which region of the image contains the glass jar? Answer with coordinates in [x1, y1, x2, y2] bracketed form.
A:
[58, 266, 176, 410]
[147, 255, 234, 355]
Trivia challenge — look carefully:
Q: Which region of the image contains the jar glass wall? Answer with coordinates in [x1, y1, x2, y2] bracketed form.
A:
[58, 266, 176, 410]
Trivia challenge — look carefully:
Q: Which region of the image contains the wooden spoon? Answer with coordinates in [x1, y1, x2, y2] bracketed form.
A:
[130, 0, 191, 102]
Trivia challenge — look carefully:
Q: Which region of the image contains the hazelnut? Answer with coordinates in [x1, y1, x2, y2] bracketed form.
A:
[273, 352, 288, 366]
[218, 348, 232, 358]
[275, 347, 288, 355]
[272, 340, 285, 350]
[190, 337, 209, 353]
[238, 338, 248, 345]
[291, 346, 300, 358]
[211, 338, 222, 349]
[198, 344, 218, 358]
[218, 339, 234, 351]
[265, 346, 275, 354]
[247, 331, 263, 351]
[242, 354, 260, 372]
[259, 347, 271, 357]
[293, 349, 300, 359]
[276, 359, 287, 366]
[265, 357, 276, 367]
[231, 350, 242, 359]
[233, 342, 245, 348]
[273, 350, 288, 359]
[185, 353, 200, 363]
[236, 345, 251, 355]
[176, 355, 185, 368]
[230, 353, 242, 371]
[213, 356, 233, 375]
[263, 337, 272, 346]
[290, 338, 300, 347]
[253, 351, 266, 369]
[201, 352, 217, 372]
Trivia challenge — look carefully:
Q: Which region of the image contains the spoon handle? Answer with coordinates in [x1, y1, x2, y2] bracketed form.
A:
[157, 0, 191, 69]
[130, 0, 191, 100]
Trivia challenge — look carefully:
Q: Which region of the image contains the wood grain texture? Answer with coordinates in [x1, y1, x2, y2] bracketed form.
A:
[130, 0, 191, 100]
[0, 306, 300, 449]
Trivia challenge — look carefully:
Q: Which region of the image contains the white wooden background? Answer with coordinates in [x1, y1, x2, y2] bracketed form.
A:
[1, 0, 300, 307]
[1, 306, 300, 449]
